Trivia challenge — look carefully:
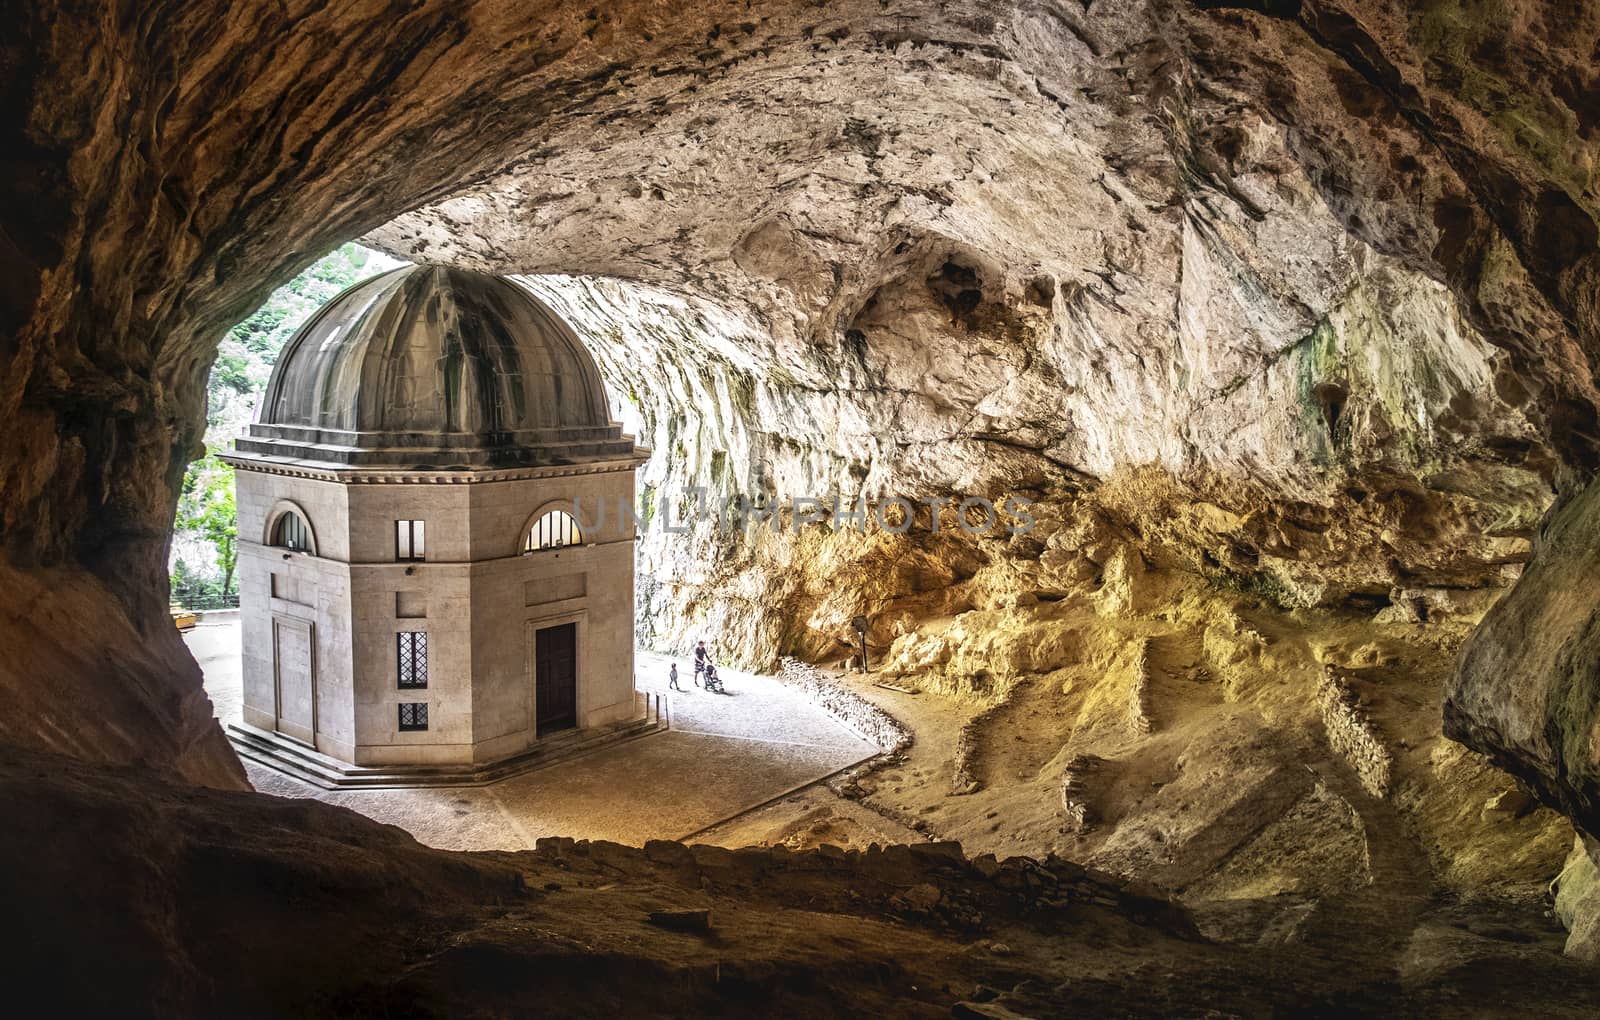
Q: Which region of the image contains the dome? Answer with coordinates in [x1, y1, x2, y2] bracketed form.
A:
[234, 265, 640, 468]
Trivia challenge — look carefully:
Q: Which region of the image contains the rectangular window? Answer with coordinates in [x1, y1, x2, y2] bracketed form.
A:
[398, 702, 429, 732]
[396, 519, 425, 561]
[397, 632, 428, 689]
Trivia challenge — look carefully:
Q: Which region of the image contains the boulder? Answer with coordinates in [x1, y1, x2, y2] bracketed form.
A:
[1554, 836, 1600, 962]
[1449, 478, 1600, 840]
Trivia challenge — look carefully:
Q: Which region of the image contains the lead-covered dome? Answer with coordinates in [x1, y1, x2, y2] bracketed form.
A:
[234, 265, 640, 468]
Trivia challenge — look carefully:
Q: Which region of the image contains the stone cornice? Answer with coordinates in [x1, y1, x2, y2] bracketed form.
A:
[219, 451, 648, 485]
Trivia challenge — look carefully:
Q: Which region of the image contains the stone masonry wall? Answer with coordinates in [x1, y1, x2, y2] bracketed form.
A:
[1318, 665, 1394, 800]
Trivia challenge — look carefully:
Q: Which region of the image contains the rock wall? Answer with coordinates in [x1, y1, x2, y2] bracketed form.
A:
[398, 2, 1579, 657]
[1128, 637, 1157, 737]
[1556, 835, 1600, 962]
[1318, 665, 1394, 800]
[3, 0, 1600, 845]
[1451, 476, 1600, 839]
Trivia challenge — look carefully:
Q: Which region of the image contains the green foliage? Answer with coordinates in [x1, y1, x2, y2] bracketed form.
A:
[1207, 566, 1298, 611]
[170, 557, 199, 605]
[639, 485, 657, 530]
[170, 555, 239, 609]
[175, 455, 238, 594]
[171, 243, 404, 596]
[224, 243, 379, 357]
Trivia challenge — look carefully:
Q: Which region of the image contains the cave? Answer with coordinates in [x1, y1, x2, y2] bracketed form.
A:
[6, 2, 1600, 1016]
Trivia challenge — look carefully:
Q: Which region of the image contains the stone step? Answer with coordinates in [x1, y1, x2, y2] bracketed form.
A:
[230, 732, 347, 789]
[229, 693, 668, 789]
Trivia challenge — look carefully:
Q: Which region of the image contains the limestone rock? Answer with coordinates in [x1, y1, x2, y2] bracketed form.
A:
[1317, 666, 1394, 800]
[1450, 477, 1600, 839]
[1480, 789, 1535, 822]
[1554, 836, 1600, 963]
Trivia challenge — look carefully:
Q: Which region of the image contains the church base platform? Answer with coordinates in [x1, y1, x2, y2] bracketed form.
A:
[227, 692, 667, 789]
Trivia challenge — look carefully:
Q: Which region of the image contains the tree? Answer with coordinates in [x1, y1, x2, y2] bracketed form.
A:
[175, 456, 239, 595]
[170, 242, 404, 604]
[223, 243, 386, 360]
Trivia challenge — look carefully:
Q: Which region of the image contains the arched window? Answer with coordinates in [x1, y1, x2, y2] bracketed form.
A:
[524, 509, 581, 552]
[272, 510, 312, 552]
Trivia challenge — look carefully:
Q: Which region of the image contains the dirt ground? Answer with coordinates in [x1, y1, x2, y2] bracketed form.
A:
[11, 743, 1600, 1019]
[185, 573, 1588, 984]
[681, 576, 1584, 977]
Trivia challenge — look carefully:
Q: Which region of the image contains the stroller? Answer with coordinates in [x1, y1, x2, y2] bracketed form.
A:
[702, 663, 726, 694]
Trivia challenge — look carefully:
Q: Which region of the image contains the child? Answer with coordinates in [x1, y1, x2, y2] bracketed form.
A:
[668, 661, 685, 692]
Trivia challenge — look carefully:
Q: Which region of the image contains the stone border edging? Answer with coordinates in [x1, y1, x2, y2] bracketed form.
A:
[776, 658, 912, 755]
[1318, 665, 1393, 799]
[951, 698, 1008, 795]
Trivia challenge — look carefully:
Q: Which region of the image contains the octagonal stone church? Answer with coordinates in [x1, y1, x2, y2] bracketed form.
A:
[221, 265, 655, 784]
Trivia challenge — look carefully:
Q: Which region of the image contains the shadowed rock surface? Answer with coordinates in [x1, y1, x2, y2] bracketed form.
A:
[6, 747, 1600, 1018]
[1452, 477, 1600, 838]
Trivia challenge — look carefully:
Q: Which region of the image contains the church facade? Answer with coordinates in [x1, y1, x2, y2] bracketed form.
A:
[223, 265, 648, 774]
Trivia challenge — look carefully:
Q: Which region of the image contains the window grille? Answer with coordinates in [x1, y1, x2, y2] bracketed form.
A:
[398, 702, 428, 732]
[273, 511, 311, 552]
[524, 509, 582, 552]
[396, 519, 426, 561]
[397, 632, 428, 689]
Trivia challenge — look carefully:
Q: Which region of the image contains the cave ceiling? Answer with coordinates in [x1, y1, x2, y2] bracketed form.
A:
[365, 0, 1596, 506]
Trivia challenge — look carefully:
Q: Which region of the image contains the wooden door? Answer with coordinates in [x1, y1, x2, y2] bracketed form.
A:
[273, 617, 315, 744]
[535, 622, 578, 736]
